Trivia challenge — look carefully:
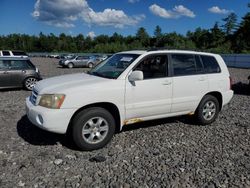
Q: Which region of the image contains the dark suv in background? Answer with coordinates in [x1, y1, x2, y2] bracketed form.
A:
[0, 57, 41, 90]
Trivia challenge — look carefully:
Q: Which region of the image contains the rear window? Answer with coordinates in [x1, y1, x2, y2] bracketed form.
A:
[200, 55, 221, 73]
[2, 51, 10, 56]
[12, 51, 27, 56]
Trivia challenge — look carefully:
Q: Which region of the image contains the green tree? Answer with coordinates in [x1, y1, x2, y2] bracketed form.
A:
[136, 27, 150, 47]
[233, 3, 250, 52]
[154, 25, 162, 38]
[209, 22, 225, 48]
[222, 13, 238, 35]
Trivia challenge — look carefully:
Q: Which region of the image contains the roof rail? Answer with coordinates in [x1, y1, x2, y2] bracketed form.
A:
[147, 47, 200, 52]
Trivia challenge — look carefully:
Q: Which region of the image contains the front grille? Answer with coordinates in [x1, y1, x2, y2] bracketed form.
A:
[30, 89, 38, 105]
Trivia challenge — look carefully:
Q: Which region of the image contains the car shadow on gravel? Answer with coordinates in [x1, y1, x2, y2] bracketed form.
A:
[17, 115, 79, 150]
[232, 82, 250, 96]
[17, 115, 196, 150]
[0, 88, 23, 92]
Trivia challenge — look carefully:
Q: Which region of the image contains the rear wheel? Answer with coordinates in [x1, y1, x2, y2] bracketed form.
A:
[195, 95, 219, 125]
[24, 77, 37, 90]
[72, 107, 115, 151]
[68, 63, 74, 69]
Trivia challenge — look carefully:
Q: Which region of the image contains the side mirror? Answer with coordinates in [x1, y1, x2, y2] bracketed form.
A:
[128, 71, 143, 82]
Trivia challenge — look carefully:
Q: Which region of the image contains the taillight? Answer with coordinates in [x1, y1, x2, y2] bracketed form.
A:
[229, 76, 233, 90]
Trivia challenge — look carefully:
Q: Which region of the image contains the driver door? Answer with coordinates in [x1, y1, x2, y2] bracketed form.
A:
[125, 54, 173, 120]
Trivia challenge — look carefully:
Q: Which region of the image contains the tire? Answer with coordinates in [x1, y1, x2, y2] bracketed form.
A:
[72, 107, 115, 151]
[88, 62, 94, 68]
[195, 95, 220, 125]
[24, 77, 38, 91]
[68, 63, 74, 69]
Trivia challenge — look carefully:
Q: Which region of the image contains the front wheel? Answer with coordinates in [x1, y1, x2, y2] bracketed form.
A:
[68, 63, 74, 69]
[24, 77, 38, 90]
[195, 95, 220, 125]
[72, 107, 115, 151]
[88, 62, 94, 68]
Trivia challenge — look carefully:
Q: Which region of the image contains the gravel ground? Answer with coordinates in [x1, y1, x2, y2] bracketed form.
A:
[0, 57, 250, 187]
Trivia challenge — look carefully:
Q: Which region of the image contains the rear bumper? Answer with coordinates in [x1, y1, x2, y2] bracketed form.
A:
[222, 90, 234, 107]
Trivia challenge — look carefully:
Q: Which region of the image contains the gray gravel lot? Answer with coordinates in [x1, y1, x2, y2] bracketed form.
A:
[0, 57, 250, 187]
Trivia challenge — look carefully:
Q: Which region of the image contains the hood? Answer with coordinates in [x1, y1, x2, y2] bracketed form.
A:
[34, 73, 108, 94]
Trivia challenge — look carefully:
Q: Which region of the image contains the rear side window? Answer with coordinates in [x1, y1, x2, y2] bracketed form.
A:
[171, 54, 196, 76]
[12, 51, 27, 56]
[201, 55, 221, 73]
[2, 51, 10, 56]
[8, 60, 32, 70]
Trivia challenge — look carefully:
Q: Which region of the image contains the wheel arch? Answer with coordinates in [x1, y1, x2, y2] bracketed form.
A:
[200, 91, 223, 111]
[67, 62, 74, 66]
[67, 102, 121, 134]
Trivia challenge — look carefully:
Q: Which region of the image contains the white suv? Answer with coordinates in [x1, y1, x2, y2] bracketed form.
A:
[26, 50, 233, 150]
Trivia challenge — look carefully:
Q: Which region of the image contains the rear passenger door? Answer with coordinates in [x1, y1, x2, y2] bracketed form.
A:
[170, 54, 209, 113]
[0, 60, 10, 88]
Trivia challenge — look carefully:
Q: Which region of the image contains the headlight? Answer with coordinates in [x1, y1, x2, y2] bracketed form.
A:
[38, 94, 65, 109]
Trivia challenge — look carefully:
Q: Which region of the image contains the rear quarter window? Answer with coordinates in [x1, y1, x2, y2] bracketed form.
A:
[201, 55, 221, 73]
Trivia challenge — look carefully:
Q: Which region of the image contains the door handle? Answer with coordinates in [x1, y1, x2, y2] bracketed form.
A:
[3, 71, 8, 74]
[22, 70, 26, 73]
[198, 77, 206, 81]
[162, 80, 172, 85]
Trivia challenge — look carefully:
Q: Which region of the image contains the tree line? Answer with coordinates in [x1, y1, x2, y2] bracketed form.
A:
[0, 3, 250, 54]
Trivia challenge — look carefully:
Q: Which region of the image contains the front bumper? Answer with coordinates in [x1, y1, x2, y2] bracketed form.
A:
[25, 97, 76, 134]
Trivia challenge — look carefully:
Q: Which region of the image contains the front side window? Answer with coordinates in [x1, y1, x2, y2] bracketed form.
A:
[76, 56, 88, 60]
[89, 54, 139, 79]
[201, 55, 221, 73]
[134, 55, 168, 79]
[0, 60, 9, 69]
[171, 54, 196, 76]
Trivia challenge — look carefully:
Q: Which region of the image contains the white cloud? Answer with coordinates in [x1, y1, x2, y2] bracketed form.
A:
[128, 0, 140, 3]
[173, 5, 195, 18]
[32, 0, 144, 28]
[32, 0, 88, 28]
[87, 31, 96, 39]
[149, 4, 195, 19]
[208, 6, 230, 14]
[81, 8, 145, 28]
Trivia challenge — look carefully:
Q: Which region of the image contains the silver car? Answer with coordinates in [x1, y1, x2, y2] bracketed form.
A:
[0, 57, 42, 90]
[59, 55, 97, 68]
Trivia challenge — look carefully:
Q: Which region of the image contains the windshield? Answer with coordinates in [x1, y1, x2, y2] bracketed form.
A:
[89, 53, 140, 79]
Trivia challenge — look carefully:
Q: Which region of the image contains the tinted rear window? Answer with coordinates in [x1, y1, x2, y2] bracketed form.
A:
[201, 55, 221, 73]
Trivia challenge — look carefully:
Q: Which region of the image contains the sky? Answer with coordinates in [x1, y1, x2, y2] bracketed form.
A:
[0, 0, 249, 37]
